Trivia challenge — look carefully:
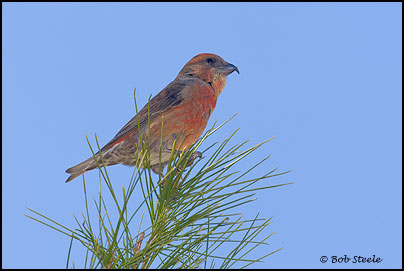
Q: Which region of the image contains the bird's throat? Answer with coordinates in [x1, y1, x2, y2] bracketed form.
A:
[210, 74, 227, 98]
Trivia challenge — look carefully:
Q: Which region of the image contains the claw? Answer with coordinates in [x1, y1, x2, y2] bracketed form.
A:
[160, 151, 203, 193]
[186, 151, 203, 167]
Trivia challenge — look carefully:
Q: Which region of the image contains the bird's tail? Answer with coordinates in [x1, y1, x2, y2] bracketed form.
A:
[65, 154, 104, 182]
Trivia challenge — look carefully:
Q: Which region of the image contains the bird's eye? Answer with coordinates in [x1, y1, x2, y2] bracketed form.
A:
[206, 58, 215, 64]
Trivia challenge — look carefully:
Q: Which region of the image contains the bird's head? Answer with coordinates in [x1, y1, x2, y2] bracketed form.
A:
[177, 53, 239, 96]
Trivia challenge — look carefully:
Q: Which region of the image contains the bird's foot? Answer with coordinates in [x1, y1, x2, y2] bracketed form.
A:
[186, 151, 202, 167]
[160, 151, 202, 191]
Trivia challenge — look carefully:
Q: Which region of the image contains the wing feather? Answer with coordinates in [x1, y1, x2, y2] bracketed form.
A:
[100, 79, 191, 151]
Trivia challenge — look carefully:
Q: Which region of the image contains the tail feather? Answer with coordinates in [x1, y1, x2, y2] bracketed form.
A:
[65, 172, 84, 183]
[65, 156, 99, 183]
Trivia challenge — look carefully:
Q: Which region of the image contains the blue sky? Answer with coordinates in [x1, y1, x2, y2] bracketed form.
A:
[2, 3, 402, 268]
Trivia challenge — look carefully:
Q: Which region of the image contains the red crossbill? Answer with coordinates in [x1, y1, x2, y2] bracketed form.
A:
[65, 53, 239, 182]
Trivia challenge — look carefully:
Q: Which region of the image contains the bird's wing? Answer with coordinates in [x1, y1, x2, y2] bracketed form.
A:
[100, 79, 191, 151]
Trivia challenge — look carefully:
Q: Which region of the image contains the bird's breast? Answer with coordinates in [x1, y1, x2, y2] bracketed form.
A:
[161, 82, 217, 149]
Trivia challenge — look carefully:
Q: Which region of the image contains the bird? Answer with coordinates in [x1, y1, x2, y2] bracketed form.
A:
[65, 53, 239, 183]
